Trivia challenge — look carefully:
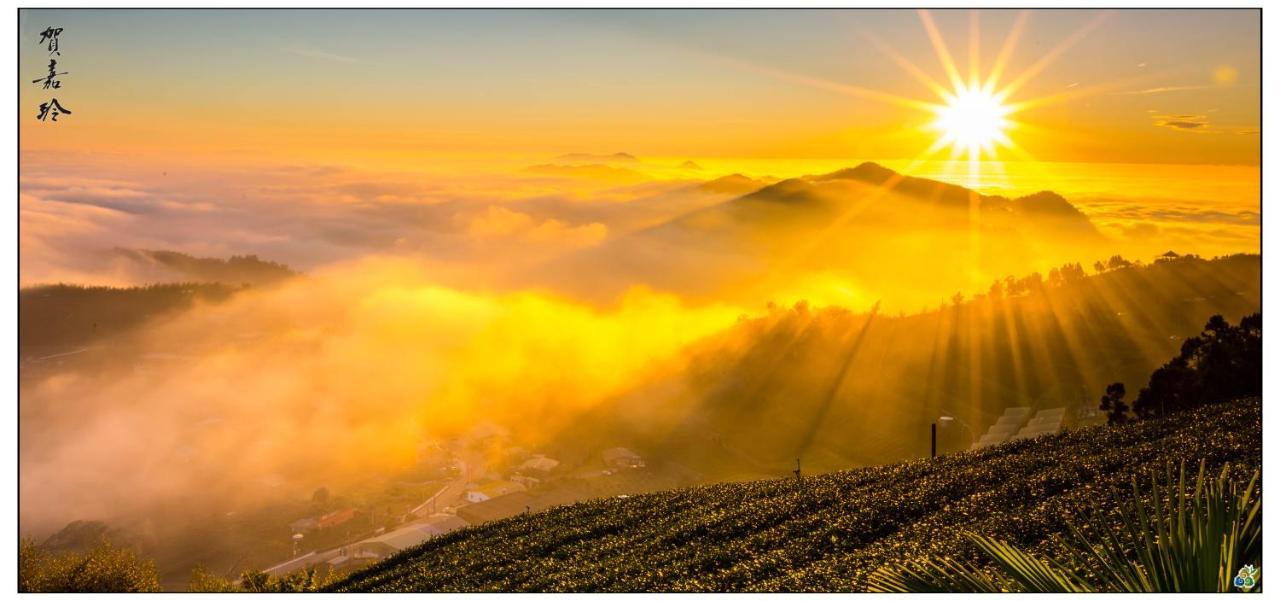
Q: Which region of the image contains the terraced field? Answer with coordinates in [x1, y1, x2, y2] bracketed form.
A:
[332, 399, 1261, 592]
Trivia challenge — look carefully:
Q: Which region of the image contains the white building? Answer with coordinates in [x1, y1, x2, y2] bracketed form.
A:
[519, 454, 560, 473]
[465, 480, 527, 503]
[601, 447, 645, 469]
[355, 515, 469, 559]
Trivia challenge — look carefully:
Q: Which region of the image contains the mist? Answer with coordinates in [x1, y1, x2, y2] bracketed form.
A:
[19, 256, 747, 536]
[18, 153, 1262, 588]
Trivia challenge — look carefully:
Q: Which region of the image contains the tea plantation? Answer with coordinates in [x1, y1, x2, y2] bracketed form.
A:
[331, 398, 1261, 592]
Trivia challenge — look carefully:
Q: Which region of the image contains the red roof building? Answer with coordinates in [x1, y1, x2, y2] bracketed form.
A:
[316, 508, 358, 529]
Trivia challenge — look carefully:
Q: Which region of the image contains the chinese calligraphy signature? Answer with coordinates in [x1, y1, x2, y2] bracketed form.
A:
[34, 26, 70, 122]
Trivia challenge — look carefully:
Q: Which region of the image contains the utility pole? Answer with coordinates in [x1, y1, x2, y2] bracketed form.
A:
[792, 458, 802, 483]
[931, 423, 937, 458]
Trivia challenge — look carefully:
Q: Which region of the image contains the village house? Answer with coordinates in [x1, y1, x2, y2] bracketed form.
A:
[465, 480, 527, 504]
[316, 508, 358, 529]
[601, 447, 645, 469]
[289, 517, 318, 534]
[457, 488, 583, 525]
[510, 474, 540, 488]
[519, 454, 560, 473]
[353, 515, 468, 560]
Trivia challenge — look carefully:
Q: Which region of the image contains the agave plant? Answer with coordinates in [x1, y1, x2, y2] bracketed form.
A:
[867, 460, 1261, 593]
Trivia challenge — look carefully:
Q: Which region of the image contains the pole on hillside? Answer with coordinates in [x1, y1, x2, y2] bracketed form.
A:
[931, 423, 937, 458]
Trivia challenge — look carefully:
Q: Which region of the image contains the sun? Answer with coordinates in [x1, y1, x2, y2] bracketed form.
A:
[932, 85, 1013, 158]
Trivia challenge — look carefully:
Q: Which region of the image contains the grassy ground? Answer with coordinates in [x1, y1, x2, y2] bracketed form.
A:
[331, 398, 1261, 592]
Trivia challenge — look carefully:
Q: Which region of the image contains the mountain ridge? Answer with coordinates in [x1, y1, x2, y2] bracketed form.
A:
[735, 162, 1094, 231]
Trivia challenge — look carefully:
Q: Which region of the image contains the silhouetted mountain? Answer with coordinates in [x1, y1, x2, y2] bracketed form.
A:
[537, 163, 1108, 306]
[109, 249, 296, 287]
[697, 173, 771, 196]
[19, 282, 242, 360]
[814, 161, 974, 208]
[679, 160, 703, 170]
[740, 162, 1097, 235]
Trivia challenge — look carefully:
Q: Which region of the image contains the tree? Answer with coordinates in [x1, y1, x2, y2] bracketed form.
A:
[1106, 255, 1132, 270]
[18, 537, 161, 592]
[1019, 272, 1044, 295]
[1060, 262, 1086, 282]
[1132, 357, 1192, 419]
[187, 565, 238, 592]
[987, 280, 1003, 300]
[312, 486, 330, 505]
[1099, 382, 1129, 424]
[1093, 260, 1106, 274]
[239, 569, 274, 592]
[1131, 313, 1261, 419]
[238, 567, 330, 592]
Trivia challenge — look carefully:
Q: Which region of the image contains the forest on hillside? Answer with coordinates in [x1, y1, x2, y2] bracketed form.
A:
[555, 254, 1260, 478]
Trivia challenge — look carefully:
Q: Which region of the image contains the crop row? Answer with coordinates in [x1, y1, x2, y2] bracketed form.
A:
[332, 398, 1261, 592]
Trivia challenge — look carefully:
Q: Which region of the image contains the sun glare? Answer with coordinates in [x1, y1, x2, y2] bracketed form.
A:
[933, 85, 1012, 158]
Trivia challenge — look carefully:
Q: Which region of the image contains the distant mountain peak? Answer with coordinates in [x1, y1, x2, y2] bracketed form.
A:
[814, 162, 897, 184]
[698, 173, 777, 196]
[714, 162, 1098, 237]
[805, 162, 990, 211]
[1011, 190, 1092, 223]
[108, 248, 297, 286]
[1016, 190, 1069, 206]
[706, 173, 751, 185]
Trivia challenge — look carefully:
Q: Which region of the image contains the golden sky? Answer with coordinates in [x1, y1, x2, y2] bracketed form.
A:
[19, 9, 1260, 166]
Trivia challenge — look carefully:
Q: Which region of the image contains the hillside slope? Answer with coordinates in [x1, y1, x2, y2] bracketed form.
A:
[332, 398, 1260, 592]
[19, 283, 240, 361]
[550, 254, 1260, 478]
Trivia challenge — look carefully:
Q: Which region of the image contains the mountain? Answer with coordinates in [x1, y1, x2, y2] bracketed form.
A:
[819, 162, 1092, 221]
[108, 249, 296, 287]
[329, 398, 1260, 592]
[19, 282, 241, 362]
[20, 251, 295, 362]
[725, 162, 1098, 237]
[535, 163, 1109, 307]
[696, 173, 773, 196]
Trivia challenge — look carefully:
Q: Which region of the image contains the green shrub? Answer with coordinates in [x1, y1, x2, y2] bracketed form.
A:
[187, 565, 239, 592]
[236, 567, 332, 592]
[19, 537, 161, 592]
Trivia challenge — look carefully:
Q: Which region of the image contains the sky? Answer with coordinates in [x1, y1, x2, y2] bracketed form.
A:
[19, 8, 1260, 165]
[17, 9, 1261, 294]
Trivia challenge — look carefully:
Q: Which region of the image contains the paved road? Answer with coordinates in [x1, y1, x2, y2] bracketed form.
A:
[264, 452, 481, 577]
